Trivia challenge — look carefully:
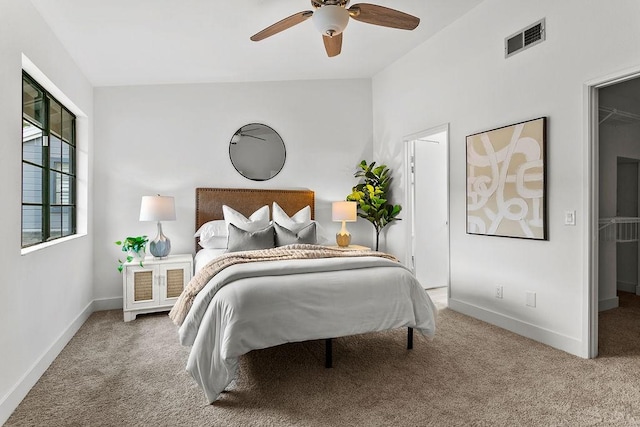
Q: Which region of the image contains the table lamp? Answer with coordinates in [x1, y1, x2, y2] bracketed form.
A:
[332, 201, 357, 247]
[139, 195, 176, 258]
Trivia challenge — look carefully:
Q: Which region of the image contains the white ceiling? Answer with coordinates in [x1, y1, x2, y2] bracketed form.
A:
[29, 0, 483, 87]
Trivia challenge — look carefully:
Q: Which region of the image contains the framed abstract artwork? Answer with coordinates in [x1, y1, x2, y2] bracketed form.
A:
[466, 117, 547, 240]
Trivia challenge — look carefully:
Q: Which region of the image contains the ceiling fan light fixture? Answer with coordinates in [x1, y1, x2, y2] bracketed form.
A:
[312, 5, 349, 36]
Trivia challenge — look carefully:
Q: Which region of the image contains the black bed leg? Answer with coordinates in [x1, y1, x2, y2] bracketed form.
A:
[408, 327, 414, 350]
[325, 338, 333, 368]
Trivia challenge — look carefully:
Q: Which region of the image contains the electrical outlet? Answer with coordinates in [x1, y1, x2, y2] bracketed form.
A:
[526, 291, 536, 307]
[495, 286, 503, 299]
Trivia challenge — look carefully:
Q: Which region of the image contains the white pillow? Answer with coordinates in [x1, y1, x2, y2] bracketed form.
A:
[223, 205, 270, 232]
[198, 236, 228, 249]
[194, 219, 228, 239]
[194, 248, 227, 273]
[314, 221, 332, 245]
[272, 202, 312, 233]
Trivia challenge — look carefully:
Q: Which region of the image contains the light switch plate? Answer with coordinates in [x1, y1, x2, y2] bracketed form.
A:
[565, 210, 576, 226]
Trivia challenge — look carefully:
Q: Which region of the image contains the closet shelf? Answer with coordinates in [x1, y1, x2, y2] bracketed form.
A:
[599, 217, 640, 242]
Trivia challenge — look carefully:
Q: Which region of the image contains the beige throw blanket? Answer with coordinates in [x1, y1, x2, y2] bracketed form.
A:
[169, 244, 398, 326]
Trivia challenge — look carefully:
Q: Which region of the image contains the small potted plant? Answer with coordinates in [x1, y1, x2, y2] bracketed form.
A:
[115, 235, 148, 272]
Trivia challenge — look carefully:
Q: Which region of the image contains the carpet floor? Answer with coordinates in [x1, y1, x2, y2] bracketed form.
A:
[6, 293, 640, 426]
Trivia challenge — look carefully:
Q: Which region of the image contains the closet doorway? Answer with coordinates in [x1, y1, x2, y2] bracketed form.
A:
[596, 75, 640, 354]
[405, 124, 450, 291]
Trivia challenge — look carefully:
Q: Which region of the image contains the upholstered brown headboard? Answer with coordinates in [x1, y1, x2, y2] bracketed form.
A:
[195, 188, 315, 251]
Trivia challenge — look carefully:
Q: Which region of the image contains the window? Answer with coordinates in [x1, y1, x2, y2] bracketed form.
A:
[22, 72, 76, 247]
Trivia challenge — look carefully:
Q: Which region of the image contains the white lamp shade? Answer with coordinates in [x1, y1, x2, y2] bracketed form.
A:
[313, 5, 349, 36]
[332, 201, 357, 222]
[139, 195, 176, 221]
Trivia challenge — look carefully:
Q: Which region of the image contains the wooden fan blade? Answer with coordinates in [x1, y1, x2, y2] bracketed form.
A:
[244, 134, 267, 141]
[348, 3, 419, 30]
[250, 11, 314, 41]
[323, 33, 343, 57]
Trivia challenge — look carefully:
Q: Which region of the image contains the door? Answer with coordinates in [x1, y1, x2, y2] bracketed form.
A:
[125, 265, 158, 309]
[158, 262, 190, 306]
[408, 126, 449, 289]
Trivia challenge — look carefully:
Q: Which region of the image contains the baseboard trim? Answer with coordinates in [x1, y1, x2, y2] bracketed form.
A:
[448, 298, 585, 358]
[617, 281, 636, 293]
[0, 300, 94, 425]
[598, 296, 619, 312]
[0, 296, 124, 424]
[93, 296, 123, 311]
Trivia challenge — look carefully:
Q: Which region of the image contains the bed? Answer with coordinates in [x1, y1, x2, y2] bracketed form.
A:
[171, 187, 437, 403]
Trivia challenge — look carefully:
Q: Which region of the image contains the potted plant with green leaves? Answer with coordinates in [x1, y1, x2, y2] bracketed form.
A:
[115, 235, 148, 272]
[347, 160, 402, 251]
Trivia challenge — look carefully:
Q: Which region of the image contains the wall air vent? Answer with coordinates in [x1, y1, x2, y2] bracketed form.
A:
[505, 18, 545, 58]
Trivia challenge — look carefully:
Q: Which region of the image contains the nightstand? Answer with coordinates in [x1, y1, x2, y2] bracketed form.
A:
[327, 245, 372, 251]
[122, 254, 193, 322]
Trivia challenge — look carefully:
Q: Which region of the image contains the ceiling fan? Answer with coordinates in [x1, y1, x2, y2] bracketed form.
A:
[231, 127, 267, 144]
[250, 0, 420, 57]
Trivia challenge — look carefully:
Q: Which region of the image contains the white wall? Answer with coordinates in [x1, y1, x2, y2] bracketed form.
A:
[0, 0, 94, 423]
[372, 0, 640, 357]
[93, 79, 374, 302]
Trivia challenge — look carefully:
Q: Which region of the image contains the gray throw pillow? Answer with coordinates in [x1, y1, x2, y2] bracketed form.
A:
[226, 223, 275, 252]
[274, 221, 317, 246]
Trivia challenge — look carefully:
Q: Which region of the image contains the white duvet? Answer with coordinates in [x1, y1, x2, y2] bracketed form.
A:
[179, 255, 437, 403]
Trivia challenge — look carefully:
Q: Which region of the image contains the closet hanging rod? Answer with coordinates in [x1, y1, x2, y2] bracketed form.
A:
[599, 106, 640, 125]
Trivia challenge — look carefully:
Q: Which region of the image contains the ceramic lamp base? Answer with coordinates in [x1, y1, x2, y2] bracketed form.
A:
[336, 232, 351, 247]
[150, 222, 171, 258]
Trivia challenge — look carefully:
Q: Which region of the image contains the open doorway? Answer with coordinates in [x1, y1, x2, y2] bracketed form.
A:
[593, 75, 640, 356]
[404, 124, 450, 294]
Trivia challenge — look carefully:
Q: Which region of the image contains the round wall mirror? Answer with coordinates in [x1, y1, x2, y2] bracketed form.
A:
[229, 123, 286, 181]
